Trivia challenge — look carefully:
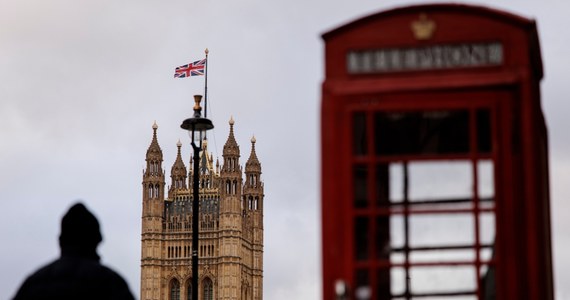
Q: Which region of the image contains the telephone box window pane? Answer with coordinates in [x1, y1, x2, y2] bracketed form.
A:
[391, 252, 405, 264]
[477, 109, 492, 153]
[376, 162, 477, 206]
[354, 165, 368, 208]
[353, 112, 368, 155]
[480, 264, 496, 298]
[480, 213, 495, 262]
[478, 160, 495, 209]
[409, 214, 474, 247]
[410, 266, 476, 295]
[410, 248, 475, 263]
[479, 213, 495, 244]
[408, 296, 477, 300]
[408, 295, 474, 300]
[374, 110, 469, 155]
[389, 267, 406, 296]
[390, 215, 405, 249]
[481, 247, 494, 264]
[375, 216, 391, 259]
[376, 163, 404, 205]
[376, 268, 391, 299]
[354, 269, 370, 299]
[375, 164, 390, 206]
[408, 161, 473, 203]
[355, 217, 370, 260]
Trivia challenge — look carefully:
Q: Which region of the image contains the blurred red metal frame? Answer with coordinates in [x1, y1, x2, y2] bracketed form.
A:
[321, 4, 552, 300]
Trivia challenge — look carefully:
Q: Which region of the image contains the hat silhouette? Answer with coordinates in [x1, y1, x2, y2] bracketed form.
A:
[59, 203, 103, 249]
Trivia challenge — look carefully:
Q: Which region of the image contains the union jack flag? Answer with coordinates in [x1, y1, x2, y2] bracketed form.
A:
[174, 59, 206, 78]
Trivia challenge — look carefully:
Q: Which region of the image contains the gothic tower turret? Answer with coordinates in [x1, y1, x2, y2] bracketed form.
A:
[244, 136, 264, 299]
[142, 121, 166, 218]
[244, 136, 263, 212]
[141, 121, 166, 300]
[218, 117, 244, 298]
[221, 117, 242, 195]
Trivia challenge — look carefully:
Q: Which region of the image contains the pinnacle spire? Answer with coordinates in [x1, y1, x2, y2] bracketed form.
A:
[171, 140, 186, 174]
[146, 121, 163, 161]
[223, 116, 240, 157]
[170, 140, 187, 191]
[246, 135, 261, 173]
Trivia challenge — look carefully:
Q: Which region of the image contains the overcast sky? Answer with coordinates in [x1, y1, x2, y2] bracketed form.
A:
[1, 0, 569, 299]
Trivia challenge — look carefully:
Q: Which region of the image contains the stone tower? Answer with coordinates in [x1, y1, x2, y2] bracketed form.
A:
[140, 118, 264, 300]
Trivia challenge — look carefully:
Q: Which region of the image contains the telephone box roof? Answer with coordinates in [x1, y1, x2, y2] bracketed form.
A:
[322, 3, 543, 79]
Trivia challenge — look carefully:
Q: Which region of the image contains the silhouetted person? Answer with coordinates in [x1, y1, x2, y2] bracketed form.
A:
[13, 202, 135, 300]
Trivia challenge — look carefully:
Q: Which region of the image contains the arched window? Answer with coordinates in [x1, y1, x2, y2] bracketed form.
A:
[203, 277, 213, 300]
[170, 279, 180, 300]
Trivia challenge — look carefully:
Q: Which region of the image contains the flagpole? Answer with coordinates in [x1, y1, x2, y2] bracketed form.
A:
[204, 48, 209, 118]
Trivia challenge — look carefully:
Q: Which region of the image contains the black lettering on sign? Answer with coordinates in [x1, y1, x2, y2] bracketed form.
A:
[347, 42, 503, 74]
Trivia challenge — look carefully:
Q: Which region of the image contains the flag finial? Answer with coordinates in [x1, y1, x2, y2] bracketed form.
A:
[205, 48, 209, 55]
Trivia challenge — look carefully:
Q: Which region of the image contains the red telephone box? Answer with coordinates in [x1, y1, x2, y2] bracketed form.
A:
[321, 4, 553, 300]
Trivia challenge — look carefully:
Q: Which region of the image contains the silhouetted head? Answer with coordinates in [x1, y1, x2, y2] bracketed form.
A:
[59, 203, 103, 259]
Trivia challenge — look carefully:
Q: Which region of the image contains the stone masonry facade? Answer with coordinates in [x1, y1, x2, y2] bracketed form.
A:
[141, 118, 263, 300]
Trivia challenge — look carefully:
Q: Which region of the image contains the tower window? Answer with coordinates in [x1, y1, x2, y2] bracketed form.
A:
[203, 277, 213, 300]
[154, 184, 160, 198]
[170, 279, 180, 300]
